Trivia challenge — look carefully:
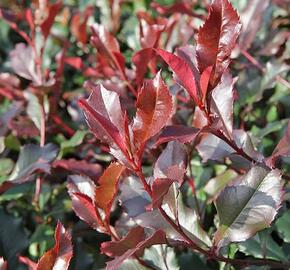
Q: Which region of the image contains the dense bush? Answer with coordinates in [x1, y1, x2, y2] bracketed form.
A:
[0, 0, 289, 269]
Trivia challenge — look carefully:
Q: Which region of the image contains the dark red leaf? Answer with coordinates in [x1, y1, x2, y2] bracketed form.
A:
[79, 83, 129, 159]
[105, 229, 166, 270]
[53, 159, 102, 180]
[156, 125, 199, 145]
[196, 0, 241, 87]
[152, 178, 174, 209]
[67, 175, 104, 231]
[200, 66, 213, 102]
[132, 71, 173, 155]
[156, 48, 200, 105]
[36, 221, 73, 270]
[41, 2, 62, 40]
[101, 226, 145, 257]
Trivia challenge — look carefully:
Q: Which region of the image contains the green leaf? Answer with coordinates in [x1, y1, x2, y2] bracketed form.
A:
[4, 134, 21, 151]
[275, 210, 290, 243]
[59, 130, 87, 157]
[0, 208, 29, 269]
[29, 224, 54, 257]
[238, 230, 287, 262]
[143, 245, 179, 270]
[178, 252, 208, 270]
[214, 165, 283, 248]
[0, 158, 14, 177]
[118, 259, 148, 270]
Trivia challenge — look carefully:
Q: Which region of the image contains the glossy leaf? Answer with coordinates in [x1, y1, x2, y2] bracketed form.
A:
[156, 125, 199, 145]
[136, 183, 211, 248]
[95, 162, 125, 220]
[67, 175, 104, 231]
[105, 229, 166, 270]
[156, 48, 200, 105]
[238, 231, 287, 262]
[79, 83, 129, 160]
[36, 221, 73, 270]
[211, 72, 237, 137]
[214, 166, 283, 248]
[101, 226, 145, 257]
[154, 141, 187, 183]
[119, 176, 151, 218]
[196, 0, 241, 86]
[152, 178, 174, 209]
[132, 72, 173, 154]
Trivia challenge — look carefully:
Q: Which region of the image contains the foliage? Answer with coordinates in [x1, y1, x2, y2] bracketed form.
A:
[0, 0, 289, 269]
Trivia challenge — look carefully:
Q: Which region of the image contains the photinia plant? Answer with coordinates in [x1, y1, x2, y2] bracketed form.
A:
[0, 0, 289, 269]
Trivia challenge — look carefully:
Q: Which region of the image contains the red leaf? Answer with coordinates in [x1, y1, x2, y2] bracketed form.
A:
[105, 229, 166, 270]
[19, 256, 37, 270]
[132, 48, 155, 86]
[53, 159, 102, 180]
[151, 2, 198, 17]
[79, 83, 129, 158]
[101, 226, 145, 257]
[200, 66, 213, 102]
[91, 24, 120, 53]
[152, 178, 174, 209]
[64, 57, 83, 70]
[196, 0, 241, 86]
[36, 221, 73, 270]
[156, 125, 199, 145]
[0, 257, 7, 270]
[132, 71, 173, 155]
[67, 175, 104, 231]
[41, 2, 62, 40]
[95, 162, 125, 220]
[156, 48, 200, 105]
[70, 6, 93, 44]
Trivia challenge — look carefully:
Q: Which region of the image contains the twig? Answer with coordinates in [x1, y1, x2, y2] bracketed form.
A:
[240, 48, 290, 90]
